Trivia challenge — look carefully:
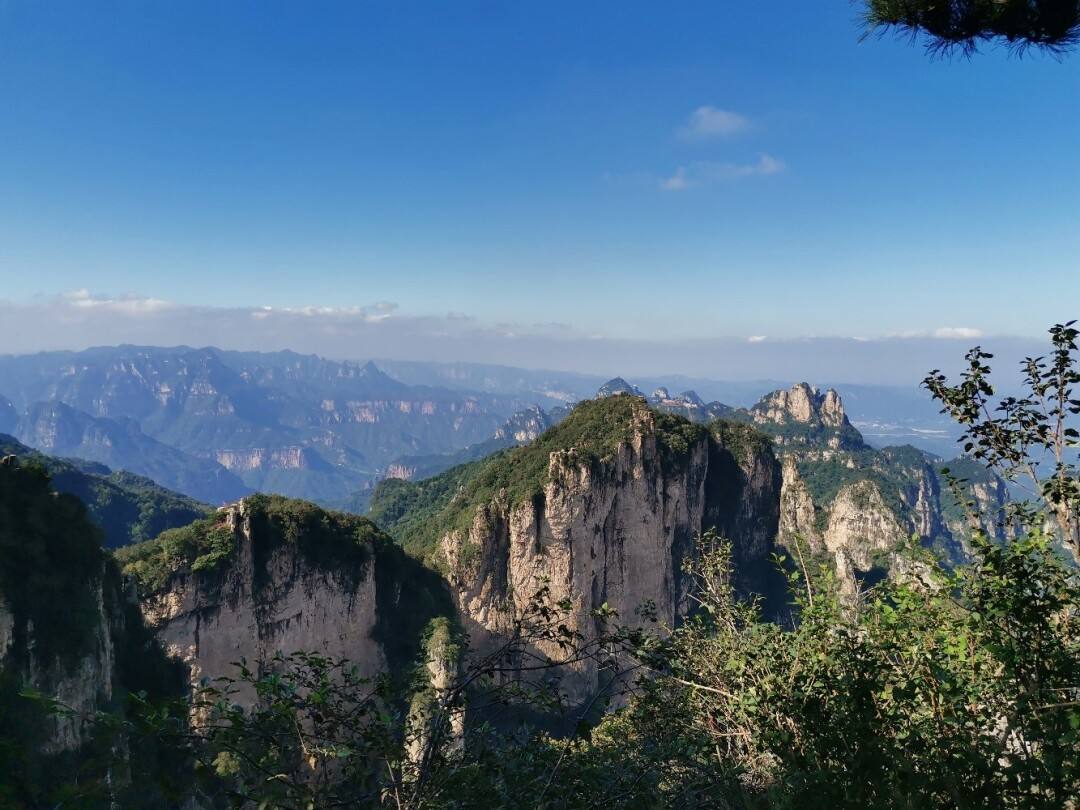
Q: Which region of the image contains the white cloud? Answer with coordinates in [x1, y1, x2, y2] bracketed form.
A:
[660, 167, 690, 191]
[933, 327, 983, 339]
[660, 154, 785, 191]
[889, 327, 985, 340]
[678, 106, 749, 139]
[0, 293, 1042, 384]
[248, 301, 399, 322]
[61, 289, 173, 314]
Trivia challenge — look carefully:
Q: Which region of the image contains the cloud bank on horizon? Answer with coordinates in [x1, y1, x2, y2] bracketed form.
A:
[0, 291, 1045, 387]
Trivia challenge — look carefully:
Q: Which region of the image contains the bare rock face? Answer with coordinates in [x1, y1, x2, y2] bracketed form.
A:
[749, 384, 860, 454]
[943, 477, 1014, 546]
[1, 577, 118, 753]
[819, 389, 846, 428]
[777, 454, 934, 600]
[386, 462, 419, 480]
[133, 499, 448, 706]
[751, 382, 850, 430]
[493, 405, 551, 443]
[753, 383, 825, 425]
[215, 446, 314, 471]
[823, 481, 908, 568]
[443, 440, 707, 702]
[143, 512, 383, 701]
[778, 456, 823, 552]
[437, 403, 780, 705]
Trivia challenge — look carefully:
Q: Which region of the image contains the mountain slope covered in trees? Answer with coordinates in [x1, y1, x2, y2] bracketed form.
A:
[0, 434, 209, 548]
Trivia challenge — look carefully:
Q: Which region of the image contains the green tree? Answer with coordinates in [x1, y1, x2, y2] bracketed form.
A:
[864, 0, 1080, 55]
[924, 320, 1079, 554]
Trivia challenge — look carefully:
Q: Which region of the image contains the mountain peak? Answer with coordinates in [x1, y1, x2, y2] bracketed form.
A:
[596, 377, 643, 398]
[357, 360, 399, 383]
[751, 383, 848, 428]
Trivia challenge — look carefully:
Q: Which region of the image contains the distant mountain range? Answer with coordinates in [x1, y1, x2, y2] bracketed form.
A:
[0, 346, 968, 510]
[0, 346, 537, 505]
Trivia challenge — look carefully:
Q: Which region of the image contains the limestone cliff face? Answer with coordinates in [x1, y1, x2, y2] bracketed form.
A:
[132, 498, 448, 704]
[0, 454, 184, 799]
[942, 475, 1014, 546]
[387, 462, 419, 480]
[759, 384, 1015, 588]
[0, 575, 118, 753]
[823, 481, 909, 595]
[777, 459, 911, 598]
[435, 404, 780, 703]
[215, 446, 315, 472]
[748, 383, 864, 455]
[752, 383, 846, 429]
[778, 456, 822, 552]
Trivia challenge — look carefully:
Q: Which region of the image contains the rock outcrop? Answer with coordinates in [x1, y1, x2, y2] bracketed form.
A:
[0, 458, 185, 803]
[749, 383, 863, 452]
[121, 496, 451, 705]
[595, 377, 644, 398]
[492, 405, 552, 443]
[378, 397, 781, 705]
[758, 386, 1013, 592]
[215, 445, 318, 472]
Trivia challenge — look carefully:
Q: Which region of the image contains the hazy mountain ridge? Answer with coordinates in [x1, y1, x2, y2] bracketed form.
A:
[0, 346, 535, 506]
[13, 400, 250, 504]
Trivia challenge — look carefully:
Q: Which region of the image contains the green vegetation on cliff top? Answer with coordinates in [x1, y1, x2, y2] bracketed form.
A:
[116, 493, 390, 594]
[116, 492, 453, 682]
[370, 396, 768, 563]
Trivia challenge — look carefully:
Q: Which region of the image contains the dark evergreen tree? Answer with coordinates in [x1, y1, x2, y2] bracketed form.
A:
[864, 0, 1080, 54]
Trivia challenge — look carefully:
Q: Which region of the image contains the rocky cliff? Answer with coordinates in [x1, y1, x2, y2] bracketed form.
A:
[756, 384, 1011, 593]
[371, 397, 781, 704]
[118, 495, 451, 704]
[0, 456, 184, 805]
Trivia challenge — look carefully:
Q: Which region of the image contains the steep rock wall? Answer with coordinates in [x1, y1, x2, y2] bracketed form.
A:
[436, 407, 780, 704]
[130, 498, 450, 705]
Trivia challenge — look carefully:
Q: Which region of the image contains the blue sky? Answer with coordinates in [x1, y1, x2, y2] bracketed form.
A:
[0, 1, 1076, 370]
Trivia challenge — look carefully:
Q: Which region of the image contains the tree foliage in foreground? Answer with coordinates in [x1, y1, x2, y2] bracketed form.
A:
[924, 320, 1079, 554]
[864, 0, 1080, 55]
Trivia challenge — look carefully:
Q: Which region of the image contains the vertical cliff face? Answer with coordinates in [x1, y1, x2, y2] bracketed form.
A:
[120, 495, 451, 704]
[704, 423, 783, 595]
[442, 423, 710, 700]
[1, 457, 116, 754]
[376, 397, 780, 705]
[778, 456, 821, 552]
[1, 572, 118, 753]
[0, 457, 185, 805]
